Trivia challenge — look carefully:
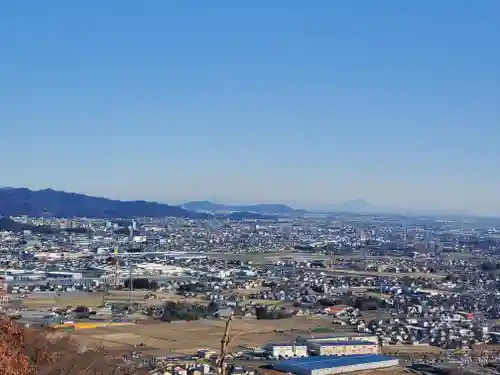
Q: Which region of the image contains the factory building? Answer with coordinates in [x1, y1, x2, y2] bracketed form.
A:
[306, 340, 379, 356]
[264, 343, 308, 358]
[297, 334, 379, 345]
[46, 271, 83, 280]
[271, 354, 399, 375]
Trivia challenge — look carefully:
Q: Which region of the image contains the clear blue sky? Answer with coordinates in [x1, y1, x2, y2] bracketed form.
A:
[1, 1, 499, 215]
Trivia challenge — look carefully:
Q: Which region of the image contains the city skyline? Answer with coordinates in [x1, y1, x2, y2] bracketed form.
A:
[1, 1, 499, 216]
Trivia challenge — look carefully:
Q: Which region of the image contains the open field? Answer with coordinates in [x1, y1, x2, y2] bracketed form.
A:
[105, 291, 209, 305]
[20, 289, 290, 309]
[67, 316, 342, 355]
[383, 344, 443, 355]
[21, 290, 206, 309]
[365, 369, 410, 375]
[22, 293, 105, 308]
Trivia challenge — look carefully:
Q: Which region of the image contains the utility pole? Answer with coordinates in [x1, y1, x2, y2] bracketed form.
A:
[128, 263, 133, 305]
[218, 315, 232, 375]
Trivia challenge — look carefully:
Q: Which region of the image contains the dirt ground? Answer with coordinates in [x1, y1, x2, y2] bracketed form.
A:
[368, 368, 411, 375]
[382, 344, 443, 356]
[20, 289, 292, 310]
[20, 290, 207, 309]
[22, 293, 105, 308]
[104, 291, 210, 306]
[68, 315, 340, 355]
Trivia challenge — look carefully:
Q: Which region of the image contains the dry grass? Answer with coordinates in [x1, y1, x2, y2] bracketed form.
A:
[21, 290, 203, 309]
[364, 367, 410, 375]
[104, 291, 208, 306]
[22, 293, 105, 308]
[382, 344, 443, 355]
[68, 316, 336, 355]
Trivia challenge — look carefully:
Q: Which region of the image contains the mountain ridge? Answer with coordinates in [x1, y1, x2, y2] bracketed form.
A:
[182, 200, 306, 215]
[0, 187, 408, 219]
[183, 199, 391, 215]
[0, 187, 206, 219]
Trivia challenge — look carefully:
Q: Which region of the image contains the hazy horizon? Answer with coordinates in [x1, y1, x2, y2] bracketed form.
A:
[0, 185, 492, 217]
[1, 1, 499, 216]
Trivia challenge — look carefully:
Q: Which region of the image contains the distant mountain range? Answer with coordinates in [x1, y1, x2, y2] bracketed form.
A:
[182, 201, 306, 215]
[0, 186, 405, 224]
[182, 199, 389, 215]
[0, 188, 288, 222]
[0, 187, 204, 219]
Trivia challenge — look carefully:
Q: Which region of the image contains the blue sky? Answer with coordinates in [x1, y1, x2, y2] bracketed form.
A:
[1, 1, 499, 215]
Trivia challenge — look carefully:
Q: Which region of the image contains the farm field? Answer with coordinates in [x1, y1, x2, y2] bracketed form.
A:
[20, 290, 207, 308]
[382, 344, 443, 355]
[67, 315, 340, 355]
[21, 292, 105, 308]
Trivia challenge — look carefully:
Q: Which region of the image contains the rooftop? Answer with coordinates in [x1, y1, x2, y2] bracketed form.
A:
[272, 354, 397, 371]
[310, 340, 377, 346]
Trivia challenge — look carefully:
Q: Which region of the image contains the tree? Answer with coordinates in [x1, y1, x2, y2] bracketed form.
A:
[206, 301, 220, 315]
[0, 319, 145, 375]
[160, 301, 205, 322]
[124, 278, 157, 290]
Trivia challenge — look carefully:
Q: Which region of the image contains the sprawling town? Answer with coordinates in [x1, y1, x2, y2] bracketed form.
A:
[2, 211, 500, 375]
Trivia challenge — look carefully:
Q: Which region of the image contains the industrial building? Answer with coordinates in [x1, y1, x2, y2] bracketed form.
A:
[271, 354, 399, 375]
[306, 340, 379, 356]
[297, 333, 379, 345]
[264, 343, 308, 358]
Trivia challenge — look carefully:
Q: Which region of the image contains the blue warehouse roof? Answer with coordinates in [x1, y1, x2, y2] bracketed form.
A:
[272, 354, 396, 371]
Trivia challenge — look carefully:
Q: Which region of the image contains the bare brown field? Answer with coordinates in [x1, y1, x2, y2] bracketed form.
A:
[383, 344, 443, 355]
[68, 316, 337, 355]
[231, 287, 271, 296]
[22, 291, 204, 309]
[364, 368, 409, 375]
[104, 292, 206, 306]
[22, 293, 105, 308]
[471, 344, 500, 353]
